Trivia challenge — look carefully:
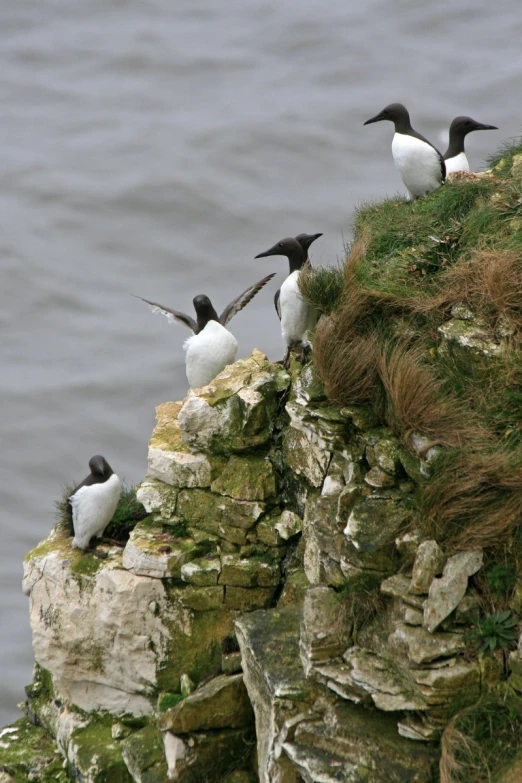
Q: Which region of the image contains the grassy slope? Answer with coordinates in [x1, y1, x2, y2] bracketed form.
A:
[301, 142, 522, 781]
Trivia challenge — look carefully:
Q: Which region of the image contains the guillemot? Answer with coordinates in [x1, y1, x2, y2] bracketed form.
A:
[364, 103, 445, 199]
[69, 455, 121, 551]
[255, 233, 322, 367]
[135, 273, 275, 388]
[444, 116, 498, 174]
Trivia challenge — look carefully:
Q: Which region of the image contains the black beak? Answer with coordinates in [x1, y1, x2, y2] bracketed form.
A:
[255, 243, 280, 259]
[311, 232, 323, 241]
[474, 123, 498, 131]
[364, 112, 385, 126]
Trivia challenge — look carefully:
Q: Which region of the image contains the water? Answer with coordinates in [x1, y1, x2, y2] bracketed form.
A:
[0, 0, 520, 725]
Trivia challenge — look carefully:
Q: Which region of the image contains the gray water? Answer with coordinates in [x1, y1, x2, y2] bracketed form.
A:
[0, 0, 520, 726]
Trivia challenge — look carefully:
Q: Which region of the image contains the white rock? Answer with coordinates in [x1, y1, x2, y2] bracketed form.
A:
[23, 545, 190, 716]
[147, 446, 212, 488]
[164, 733, 186, 779]
[274, 510, 303, 540]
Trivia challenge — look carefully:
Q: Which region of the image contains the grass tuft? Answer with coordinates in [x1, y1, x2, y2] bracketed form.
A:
[440, 688, 522, 783]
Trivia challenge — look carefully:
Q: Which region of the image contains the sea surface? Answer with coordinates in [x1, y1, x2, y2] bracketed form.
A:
[0, 0, 520, 725]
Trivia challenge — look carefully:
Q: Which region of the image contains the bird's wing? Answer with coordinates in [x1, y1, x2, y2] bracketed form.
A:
[274, 288, 281, 320]
[133, 295, 197, 332]
[439, 152, 447, 183]
[220, 273, 276, 326]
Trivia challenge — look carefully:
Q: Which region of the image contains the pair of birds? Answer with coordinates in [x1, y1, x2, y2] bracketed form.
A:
[135, 232, 323, 388]
[364, 103, 497, 199]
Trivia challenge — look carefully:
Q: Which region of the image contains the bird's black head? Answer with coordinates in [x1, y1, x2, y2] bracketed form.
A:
[89, 455, 113, 479]
[364, 103, 411, 132]
[449, 116, 498, 138]
[193, 294, 219, 328]
[295, 232, 323, 254]
[255, 237, 306, 273]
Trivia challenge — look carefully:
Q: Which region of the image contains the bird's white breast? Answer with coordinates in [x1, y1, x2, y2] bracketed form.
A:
[279, 270, 317, 346]
[444, 151, 470, 175]
[70, 473, 121, 550]
[184, 320, 238, 388]
[392, 133, 443, 198]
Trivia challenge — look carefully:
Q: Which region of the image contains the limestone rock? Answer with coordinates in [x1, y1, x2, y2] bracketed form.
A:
[343, 496, 411, 572]
[381, 574, 425, 609]
[179, 585, 224, 611]
[177, 488, 264, 546]
[23, 530, 234, 715]
[364, 466, 397, 488]
[122, 518, 210, 579]
[159, 673, 254, 733]
[423, 572, 468, 633]
[300, 586, 351, 673]
[219, 554, 281, 588]
[409, 540, 446, 595]
[147, 446, 217, 489]
[180, 556, 221, 586]
[178, 351, 289, 454]
[163, 727, 256, 783]
[275, 510, 303, 540]
[391, 623, 465, 665]
[423, 550, 483, 632]
[282, 423, 331, 488]
[67, 721, 132, 783]
[121, 724, 169, 783]
[235, 606, 316, 783]
[303, 495, 346, 587]
[283, 700, 438, 783]
[211, 454, 277, 501]
[438, 317, 504, 359]
[371, 437, 404, 476]
[136, 478, 179, 519]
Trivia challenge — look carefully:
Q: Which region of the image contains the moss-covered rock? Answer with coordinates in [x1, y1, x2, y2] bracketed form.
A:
[0, 718, 68, 783]
[158, 673, 254, 733]
[68, 721, 132, 783]
[178, 350, 290, 454]
[176, 488, 265, 545]
[211, 454, 277, 501]
[122, 517, 211, 578]
[121, 724, 169, 783]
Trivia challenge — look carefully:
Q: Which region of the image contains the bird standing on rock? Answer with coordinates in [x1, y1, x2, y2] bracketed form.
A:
[364, 103, 445, 199]
[69, 455, 121, 551]
[135, 274, 275, 388]
[255, 233, 322, 367]
[444, 116, 498, 174]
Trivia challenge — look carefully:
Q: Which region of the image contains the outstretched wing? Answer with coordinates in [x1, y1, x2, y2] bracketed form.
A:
[274, 288, 281, 320]
[133, 295, 197, 333]
[220, 273, 276, 326]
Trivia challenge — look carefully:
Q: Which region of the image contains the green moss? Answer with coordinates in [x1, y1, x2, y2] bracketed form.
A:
[0, 717, 68, 783]
[211, 454, 278, 501]
[69, 720, 133, 783]
[157, 691, 184, 712]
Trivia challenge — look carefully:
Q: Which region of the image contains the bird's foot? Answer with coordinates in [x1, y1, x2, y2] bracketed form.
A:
[88, 548, 109, 559]
[282, 347, 291, 370]
[100, 536, 124, 547]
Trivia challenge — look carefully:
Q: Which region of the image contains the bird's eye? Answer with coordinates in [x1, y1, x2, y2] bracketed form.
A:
[279, 242, 284, 247]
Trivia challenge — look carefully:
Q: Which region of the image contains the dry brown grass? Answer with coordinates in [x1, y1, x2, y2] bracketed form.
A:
[422, 448, 522, 550]
[413, 249, 522, 331]
[378, 343, 485, 448]
[314, 316, 383, 409]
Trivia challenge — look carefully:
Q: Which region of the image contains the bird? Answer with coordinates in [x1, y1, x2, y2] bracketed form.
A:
[255, 233, 322, 367]
[135, 273, 275, 388]
[364, 103, 445, 199]
[444, 116, 498, 175]
[69, 455, 121, 551]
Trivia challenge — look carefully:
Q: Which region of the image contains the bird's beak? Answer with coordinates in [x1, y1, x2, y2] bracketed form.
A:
[311, 232, 323, 241]
[474, 122, 498, 131]
[255, 243, 280, 259]
[364, 111, 385, 125]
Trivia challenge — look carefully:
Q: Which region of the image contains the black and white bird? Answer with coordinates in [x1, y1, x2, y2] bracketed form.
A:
[135, 274, 275, 388]
[69, 455, 121, 551]
[255, 233, 322, 367]
[364, 103, 445, 199]
[444, 116, 498, 175]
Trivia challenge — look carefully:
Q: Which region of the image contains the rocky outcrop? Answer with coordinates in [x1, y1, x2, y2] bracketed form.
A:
[2, 349, 512, 781]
